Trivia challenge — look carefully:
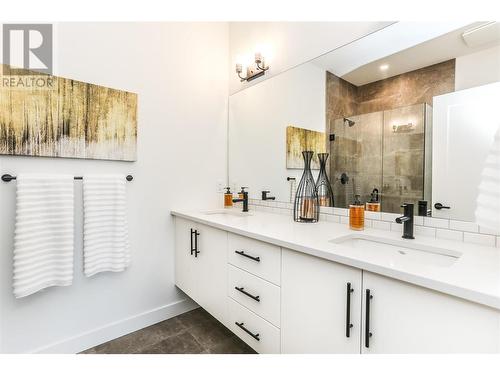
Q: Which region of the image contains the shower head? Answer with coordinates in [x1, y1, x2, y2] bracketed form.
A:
[343, 117, 355, 127]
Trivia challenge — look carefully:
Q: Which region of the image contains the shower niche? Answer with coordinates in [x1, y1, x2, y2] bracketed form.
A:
[330, 103, 432, 212]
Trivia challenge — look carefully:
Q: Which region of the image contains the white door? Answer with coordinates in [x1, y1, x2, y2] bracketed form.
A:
[174, 217, 197, 298]
[362, 271, 500, 353]
[432, 82, 500, 221]
[281, 249, 362, 353]
[194, 223, 228, 324]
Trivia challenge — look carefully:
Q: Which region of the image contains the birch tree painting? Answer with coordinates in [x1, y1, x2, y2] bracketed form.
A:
[0, 64, 137, 161]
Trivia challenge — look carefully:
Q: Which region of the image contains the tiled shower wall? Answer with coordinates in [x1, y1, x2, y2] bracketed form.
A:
[326, 59, 456, 212]
[248, 199, 500, 248]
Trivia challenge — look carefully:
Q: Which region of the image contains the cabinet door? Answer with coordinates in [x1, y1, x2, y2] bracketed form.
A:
[362, 272, 500, 353]
[195, 223, 228, 324]
[281, 249, 362, 353]
[174, 217, 197, 298]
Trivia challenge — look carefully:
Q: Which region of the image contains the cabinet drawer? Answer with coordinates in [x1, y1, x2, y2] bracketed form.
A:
[228, 233, 281, 285]
[228, 298, 280, 354]
[228, 264, 281, 327]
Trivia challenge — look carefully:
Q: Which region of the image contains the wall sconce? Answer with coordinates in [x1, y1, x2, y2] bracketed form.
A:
[235, 52, 270, 82]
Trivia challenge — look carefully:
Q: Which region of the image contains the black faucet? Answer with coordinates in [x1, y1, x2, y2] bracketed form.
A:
[395, 203, 415, 239]
[233, 191, 249, 212]
[261, 190, 275, 200]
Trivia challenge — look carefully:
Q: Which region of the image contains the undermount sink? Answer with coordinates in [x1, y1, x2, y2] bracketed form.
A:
[330, 234, 462, 268]
[201, 209, 253, 217]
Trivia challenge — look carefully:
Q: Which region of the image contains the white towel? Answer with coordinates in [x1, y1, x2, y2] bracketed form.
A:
[475, 124, 500, 232]
[83, 174, 130, 277]
[13, 174, 74, 298]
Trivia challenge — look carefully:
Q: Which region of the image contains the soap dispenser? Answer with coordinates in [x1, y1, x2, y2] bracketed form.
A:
[224, 187, 233, 208]
[349, 194, 365, 231]
[365, 188, 381, 212]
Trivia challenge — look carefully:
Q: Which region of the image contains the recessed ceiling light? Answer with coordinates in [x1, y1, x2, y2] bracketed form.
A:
[379, 64, 389, 71]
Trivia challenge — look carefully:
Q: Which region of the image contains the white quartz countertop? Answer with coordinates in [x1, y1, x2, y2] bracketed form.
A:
[171, 208, 500, 310]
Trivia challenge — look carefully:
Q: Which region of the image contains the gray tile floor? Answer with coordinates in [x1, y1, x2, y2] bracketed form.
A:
[81, 308, 256, 354]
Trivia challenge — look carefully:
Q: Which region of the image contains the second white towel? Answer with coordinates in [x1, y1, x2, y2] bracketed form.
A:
[83, 174, 130, 277]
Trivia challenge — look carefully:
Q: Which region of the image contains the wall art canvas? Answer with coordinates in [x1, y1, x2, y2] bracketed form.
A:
[0, 64, 137, 161]
[286, 125, 326, 169]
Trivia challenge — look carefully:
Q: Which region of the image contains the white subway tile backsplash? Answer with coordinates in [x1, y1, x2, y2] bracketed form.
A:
[464, 232, 496, 247]
[423, 217, 449, 229]
[415, 226, 436, 238]
[381, 212, 400, 222]
[334, 208, 349, 216]
[413, 216, 424, 226]
[248, 203, 498, 248]
[372, 220, 391, 231]
[449, 220, 479, 233]
[365, 211, 381, 221]
[436, 228, 463, 241]
[479, 226, 500, 236]
[320, 206, 335, 215]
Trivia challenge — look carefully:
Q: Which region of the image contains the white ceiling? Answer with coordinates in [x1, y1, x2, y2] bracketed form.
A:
[313, 21, 500, 87]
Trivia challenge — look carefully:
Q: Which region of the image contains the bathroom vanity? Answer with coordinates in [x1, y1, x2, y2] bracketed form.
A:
[172, 209, 500, 354]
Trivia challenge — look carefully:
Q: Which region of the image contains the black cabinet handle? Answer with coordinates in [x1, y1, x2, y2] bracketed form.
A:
[235, 286, 260, 302]
[365, 289, 373, 348]
[190, 228, 194, 255]
[434, 202, 451, 210]
[190, 229, 200, 257]
[346, 282, 354, 337]
[235, 321, 260, 341]
[235, 250, 260, 262]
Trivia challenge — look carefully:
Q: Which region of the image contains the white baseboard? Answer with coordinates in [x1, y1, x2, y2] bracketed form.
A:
[31, 298, 198, 354]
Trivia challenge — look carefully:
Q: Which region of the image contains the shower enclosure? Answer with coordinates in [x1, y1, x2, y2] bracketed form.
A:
[329, 103, 432, 213]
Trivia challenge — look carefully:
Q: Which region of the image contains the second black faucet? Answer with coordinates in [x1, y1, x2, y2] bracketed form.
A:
[395, 203, 415, 239]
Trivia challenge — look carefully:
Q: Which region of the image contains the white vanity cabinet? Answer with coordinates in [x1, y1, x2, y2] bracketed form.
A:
[282, 249, 500, 354]
[174, 217, 227, 324]
[173, 215, 500, 354]
[361, 272, 500, 353]
[281, 249, 362, 353]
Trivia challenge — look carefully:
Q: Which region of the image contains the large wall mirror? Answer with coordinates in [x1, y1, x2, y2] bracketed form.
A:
[228, 22, 500, 222]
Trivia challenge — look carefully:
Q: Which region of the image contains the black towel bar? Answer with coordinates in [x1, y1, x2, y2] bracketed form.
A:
[1, 174, 133, 182]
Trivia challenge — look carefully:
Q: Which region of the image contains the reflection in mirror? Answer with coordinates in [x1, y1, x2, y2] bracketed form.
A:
[228, 22, 500, 220]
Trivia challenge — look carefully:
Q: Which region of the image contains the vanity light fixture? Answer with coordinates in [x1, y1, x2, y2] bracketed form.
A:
[236, 52, 270, 82]
[392, 122, 414, 133]
[379, 64, 389, 71]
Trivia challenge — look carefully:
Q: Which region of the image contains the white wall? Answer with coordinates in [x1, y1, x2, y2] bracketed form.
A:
[0, 22, 228, 353]
[228, 22, 392, 94]
[228, 62, 325, 202]
[455, 45, 500, 90]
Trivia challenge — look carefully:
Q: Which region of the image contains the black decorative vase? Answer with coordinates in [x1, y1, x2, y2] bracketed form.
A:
[316, 153, 334, 207]
[293, 151, 319, 223]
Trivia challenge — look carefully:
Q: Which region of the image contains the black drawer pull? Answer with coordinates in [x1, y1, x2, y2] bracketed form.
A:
[235, 286, 260, 302]
[235, 321, 260, 341]
[190, 229, 200, 257]
[235, 250, 260, 262]
[365, 289, 373, 348]
[346, 282, 354, 337]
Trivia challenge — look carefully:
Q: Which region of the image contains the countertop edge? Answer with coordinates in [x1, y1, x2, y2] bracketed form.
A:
[171, 210, 500, 311]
